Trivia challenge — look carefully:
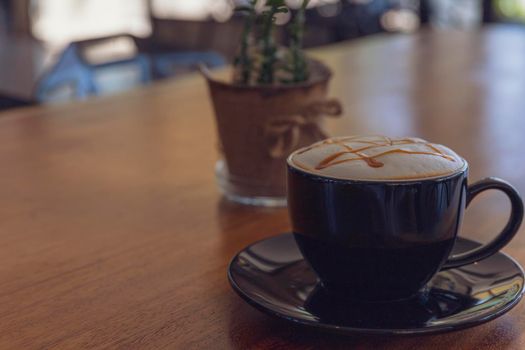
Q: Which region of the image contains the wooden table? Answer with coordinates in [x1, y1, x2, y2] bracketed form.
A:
[1, 24, 525, 349]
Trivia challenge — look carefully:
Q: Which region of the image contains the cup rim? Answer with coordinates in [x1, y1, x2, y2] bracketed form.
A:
[287, 156, 469, 185]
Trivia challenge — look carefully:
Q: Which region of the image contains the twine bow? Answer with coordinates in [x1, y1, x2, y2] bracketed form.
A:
[265, 99, 342, 158]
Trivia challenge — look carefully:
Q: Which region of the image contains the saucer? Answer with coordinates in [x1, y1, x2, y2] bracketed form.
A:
[228, 233, 524, 335]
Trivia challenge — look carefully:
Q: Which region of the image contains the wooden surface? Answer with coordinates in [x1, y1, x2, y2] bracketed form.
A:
[1, 25, 525, 349]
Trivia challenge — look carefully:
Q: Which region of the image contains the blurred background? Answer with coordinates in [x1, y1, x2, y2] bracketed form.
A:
[1, 0, 524, 110]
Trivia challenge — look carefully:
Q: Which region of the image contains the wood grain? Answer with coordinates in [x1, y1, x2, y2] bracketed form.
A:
[1, 25, 525, 349]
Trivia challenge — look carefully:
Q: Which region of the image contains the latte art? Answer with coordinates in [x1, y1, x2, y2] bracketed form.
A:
[288, 135, 466, 181]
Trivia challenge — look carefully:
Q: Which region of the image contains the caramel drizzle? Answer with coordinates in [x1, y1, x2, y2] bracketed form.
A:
[297, 136, 456, 170]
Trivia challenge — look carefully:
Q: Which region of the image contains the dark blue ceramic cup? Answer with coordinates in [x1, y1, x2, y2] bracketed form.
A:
[287, 159, 523, 301]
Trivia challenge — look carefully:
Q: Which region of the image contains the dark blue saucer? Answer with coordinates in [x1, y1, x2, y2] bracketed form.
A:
[228, 233, 524, 335]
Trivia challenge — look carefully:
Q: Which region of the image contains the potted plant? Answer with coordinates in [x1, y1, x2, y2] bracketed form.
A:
[202, 0, 342, 206]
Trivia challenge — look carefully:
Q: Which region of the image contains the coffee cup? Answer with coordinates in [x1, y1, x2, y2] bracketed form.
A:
[287, 136, 523, 301]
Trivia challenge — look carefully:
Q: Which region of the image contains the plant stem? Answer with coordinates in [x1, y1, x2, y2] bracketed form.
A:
[258, 0, 288, 85]
[234, 0, 258, 85]
[290, 0, 309, 83]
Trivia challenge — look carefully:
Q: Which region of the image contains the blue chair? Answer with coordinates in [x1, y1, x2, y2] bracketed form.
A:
[36, 34, 226, 103]
[35, 35, 152, 103]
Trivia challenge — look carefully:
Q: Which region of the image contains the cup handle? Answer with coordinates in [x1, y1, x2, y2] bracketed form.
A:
[441, 177, 524, 270]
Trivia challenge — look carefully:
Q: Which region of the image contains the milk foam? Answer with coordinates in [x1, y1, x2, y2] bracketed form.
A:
[288, 136, 466, 181]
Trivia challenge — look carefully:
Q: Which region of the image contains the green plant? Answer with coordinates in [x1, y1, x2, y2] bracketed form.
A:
[234, 0, 258, 85]
[233, 0, 310, 86]
[287, 0, 309, 83]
